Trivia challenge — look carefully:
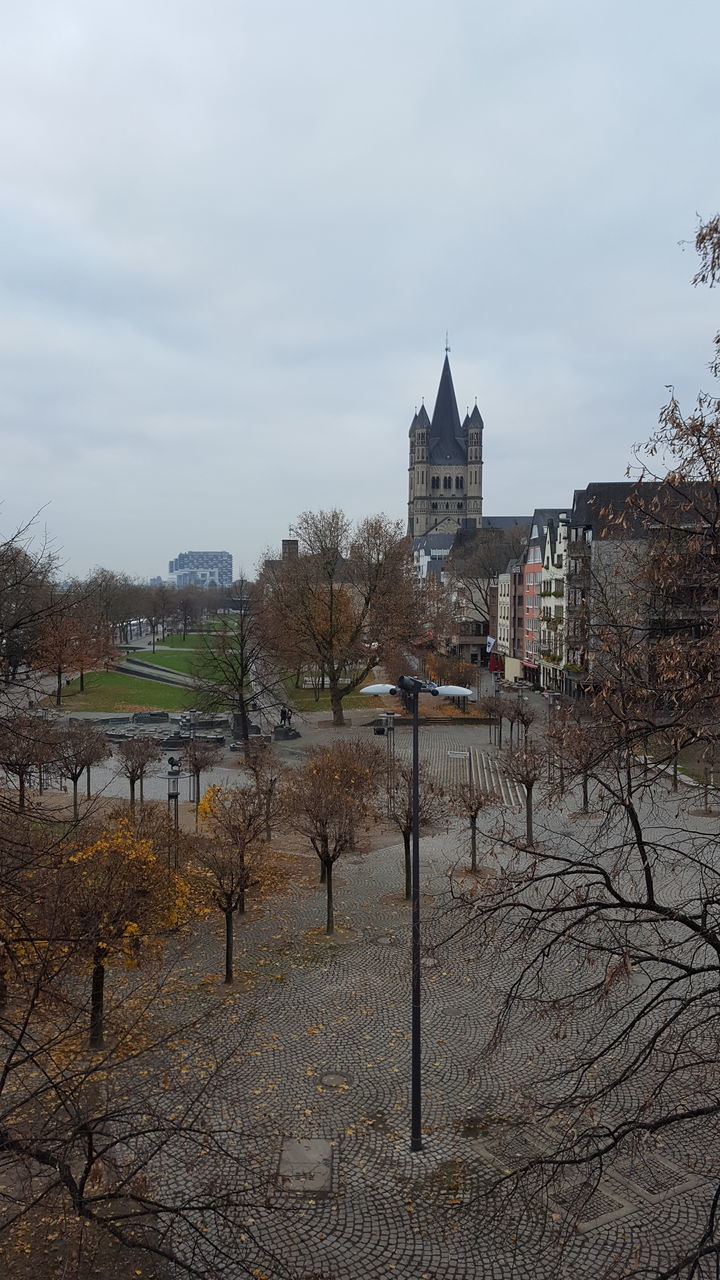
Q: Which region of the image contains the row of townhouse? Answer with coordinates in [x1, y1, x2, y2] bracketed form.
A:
[494, 479, 710, 697]
[417, 479, 711, 696]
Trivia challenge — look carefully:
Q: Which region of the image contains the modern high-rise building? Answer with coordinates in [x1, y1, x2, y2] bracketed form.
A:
[168, 550, 233, 588]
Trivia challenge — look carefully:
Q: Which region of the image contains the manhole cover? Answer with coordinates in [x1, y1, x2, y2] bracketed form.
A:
[320, 1071, 351, 1088]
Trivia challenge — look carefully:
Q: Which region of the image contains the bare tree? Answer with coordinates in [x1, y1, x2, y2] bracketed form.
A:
[448, 777, 499, 872]
[193, 580, 279, 743]
[260, 510, 421, 726]
[503, 743, 545, 848]
[184, 737, 223, 825]
[195, 782, 268, 981]
[242, 738, 286, 841]
[388, 762, 446, 898]
[0, 712, 54, 811]
[114, 737, 162, 810]
[445, 524, 529, 631]
[441, 216, 720, 1279]
[287, 743, 379, 932]
[54, 720, 110, 820]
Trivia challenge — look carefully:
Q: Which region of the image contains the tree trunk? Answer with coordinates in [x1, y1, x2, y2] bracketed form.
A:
[320, 860, 326, 884]
[86, 765, 92, 798]
[403, 831, 411, 899]
[582, 772, 589, 814]
[79, 666, 85, 692]
[72, 777, 79, 821]
[139, 771, 144, 805]
[329, 682, 345, 727]
[90, 947, 105, 1049]
[470, 815, 477, 872]
[224, 909, 234, 984]
[0, 943, 8, 1011]
[129, 777, 136, 811]
[497, 717, 503, 748]
[325, 859, 334, 935]
[56, 665, 62, 707]
[525, 783, 534, 849]
[236, 696, 250, 742]
[18, 771, 26, 812]
[238, 852, 246, 913]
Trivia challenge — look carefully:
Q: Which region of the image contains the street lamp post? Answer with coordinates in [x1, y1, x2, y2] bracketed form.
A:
[167, 760, 181, 871]
[362, 676, 472, 1152]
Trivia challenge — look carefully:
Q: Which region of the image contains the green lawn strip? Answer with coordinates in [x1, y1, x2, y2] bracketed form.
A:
[48, 671, 194, 713]
[156, 632, 207, 648]
[127, 650, 199, 675]
[282, 675, 372, 713]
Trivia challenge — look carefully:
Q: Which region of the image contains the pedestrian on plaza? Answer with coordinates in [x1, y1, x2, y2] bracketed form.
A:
[280, 705, 287, 726]
[286, 708, 293, 729]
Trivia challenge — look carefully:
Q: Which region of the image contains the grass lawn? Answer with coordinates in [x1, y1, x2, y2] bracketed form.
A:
[283, 676, 374, 713]
[156, 632, 207, 648]
[49, 671, 195, 713]
[129, 649, 199, 675]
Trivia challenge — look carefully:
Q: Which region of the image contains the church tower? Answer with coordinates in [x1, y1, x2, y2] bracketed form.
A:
[407, 352, 483, 537]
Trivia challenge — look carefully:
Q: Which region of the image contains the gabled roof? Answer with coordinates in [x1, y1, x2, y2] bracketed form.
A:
[529, 508, 565, 546]
[428, 355, 466, 464]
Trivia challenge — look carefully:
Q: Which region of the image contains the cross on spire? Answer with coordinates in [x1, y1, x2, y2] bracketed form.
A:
[445, 331, 450, 356]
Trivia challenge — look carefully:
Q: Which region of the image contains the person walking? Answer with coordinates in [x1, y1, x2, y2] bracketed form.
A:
[279, 706, 287, 726]
[286, 708, 293, 730]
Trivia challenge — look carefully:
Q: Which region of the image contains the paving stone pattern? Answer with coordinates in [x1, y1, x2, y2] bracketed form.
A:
[149, 784, 720, 1280]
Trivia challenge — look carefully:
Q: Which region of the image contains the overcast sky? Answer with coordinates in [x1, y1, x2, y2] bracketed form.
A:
[1, 0, 718, 581]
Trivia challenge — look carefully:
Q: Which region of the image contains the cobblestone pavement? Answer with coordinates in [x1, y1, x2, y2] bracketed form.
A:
[150, 781, 720, 1280]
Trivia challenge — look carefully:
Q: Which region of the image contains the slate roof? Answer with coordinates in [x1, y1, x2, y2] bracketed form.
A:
[411, 533, 457, 556]
[483, 515, 530, 531]
[570, 481, 713, 538]
[428, 355, 466, 464]
[469, 402, 484, 428]
[529, 508, 565, 546]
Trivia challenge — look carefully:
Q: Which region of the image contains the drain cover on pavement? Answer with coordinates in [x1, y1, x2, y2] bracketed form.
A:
[320, 1071, 350, 1087]
[276, 1139, 333, 1194]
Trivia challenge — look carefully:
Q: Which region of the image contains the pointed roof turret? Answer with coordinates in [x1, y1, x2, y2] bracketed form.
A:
[469, 400, 484, 429]
[408, 409, 419, 437]
[416, 402, 431, 429]
[428, 354, 466, 464]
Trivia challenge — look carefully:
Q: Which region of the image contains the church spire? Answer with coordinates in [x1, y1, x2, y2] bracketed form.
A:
[428, 352, 464, 462]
